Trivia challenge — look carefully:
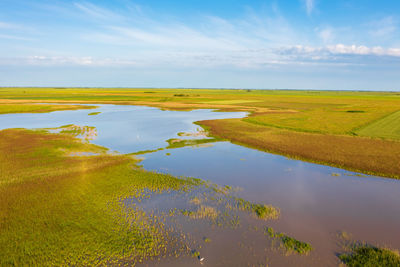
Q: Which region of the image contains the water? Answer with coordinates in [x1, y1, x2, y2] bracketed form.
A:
[1, 104, 399, 266]
[0, 104, 246, 153]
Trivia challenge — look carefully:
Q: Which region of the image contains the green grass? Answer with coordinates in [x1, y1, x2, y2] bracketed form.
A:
[234, 197, 280, 220]
[356, 110, 400, 140]
[0, 128, 199, 265]
[281, 236, 313, 255]
[265, 227, 313, 255]
[166, 137, 220, 149]
[0, 103, 95, 114]
[339, 246, 400, 267]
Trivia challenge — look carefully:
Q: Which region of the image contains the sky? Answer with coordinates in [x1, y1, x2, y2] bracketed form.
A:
[0, 0, 399, 90]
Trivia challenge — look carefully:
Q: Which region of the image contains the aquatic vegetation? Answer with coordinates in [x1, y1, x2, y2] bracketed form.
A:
[339, 246, 400, 267]
[166, 137, 220, 149]
[183, 205, 219, 220]
[0, 129, 199, 265]
[190, 196, 202, 205]
[281, 236, 313, 255]
[88, 111, 101, 115]
[235, 197, 280, 220]
[177, 129, 207, 137]
[265, 227, 313, 255]
[48, 124, 98, 141]
[337, 231, 400, 266]
[129, 148, 164, 156]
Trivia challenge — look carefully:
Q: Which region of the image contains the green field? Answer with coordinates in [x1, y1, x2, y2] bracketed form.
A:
[356, 110, 400, 140]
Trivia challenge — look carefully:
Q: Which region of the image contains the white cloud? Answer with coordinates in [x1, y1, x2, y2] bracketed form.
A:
[279, 44, 400, 58]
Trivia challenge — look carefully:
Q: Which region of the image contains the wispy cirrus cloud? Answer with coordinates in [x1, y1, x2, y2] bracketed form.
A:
[303, 0, 315, 15]
[0, 22, 18, 29]
[73, 2, 124, 21]
[368, 16, 397, 38]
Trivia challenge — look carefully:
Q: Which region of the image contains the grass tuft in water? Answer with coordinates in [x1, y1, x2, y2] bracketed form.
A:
[265, 227, 313, 255]
[235, 197, 280, 220]
[339, 246, 400, 267]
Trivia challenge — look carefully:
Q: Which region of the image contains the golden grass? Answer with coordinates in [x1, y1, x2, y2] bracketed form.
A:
[199, 119, 400, 178]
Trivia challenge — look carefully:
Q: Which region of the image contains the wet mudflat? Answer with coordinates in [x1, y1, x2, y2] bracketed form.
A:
[1, 104, 399, 266]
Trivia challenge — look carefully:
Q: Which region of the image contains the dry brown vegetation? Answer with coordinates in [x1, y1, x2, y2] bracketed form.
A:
[199, 119, 400, 178]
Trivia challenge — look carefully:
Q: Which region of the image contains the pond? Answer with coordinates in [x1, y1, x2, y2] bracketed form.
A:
[1, 104, 399, 266]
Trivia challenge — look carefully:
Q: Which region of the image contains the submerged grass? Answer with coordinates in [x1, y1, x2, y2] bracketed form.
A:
[166, 137, 220, 149]
[0, 128, 199, 265]
[339, 246, 400, 267]
[265, 227, 313, 255]
[234, 197, 280, 220]
[337, 231, 400, 267]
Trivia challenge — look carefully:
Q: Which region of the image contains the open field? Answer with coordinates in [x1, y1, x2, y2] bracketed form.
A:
[356, 110, 400, 140]
[1, 87, 399, 178]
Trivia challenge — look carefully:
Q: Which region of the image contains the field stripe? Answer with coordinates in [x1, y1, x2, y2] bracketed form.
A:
[356, 110, 400, 140]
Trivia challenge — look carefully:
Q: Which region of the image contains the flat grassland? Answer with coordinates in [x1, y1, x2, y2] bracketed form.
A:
[356, 110, 400, 140]
[0, 87, 399, 178]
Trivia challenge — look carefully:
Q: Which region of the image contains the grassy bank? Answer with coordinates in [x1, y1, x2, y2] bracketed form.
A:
[1, 87, 399, 178]
[0, 128, 197, 265]
[0, 101, 95, 114]
[198, 119, 400, 178]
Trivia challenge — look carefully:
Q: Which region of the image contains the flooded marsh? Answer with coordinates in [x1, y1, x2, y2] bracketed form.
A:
[0, 104, 399, 266]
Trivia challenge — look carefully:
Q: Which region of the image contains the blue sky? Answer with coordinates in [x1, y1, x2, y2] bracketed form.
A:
[0, 0, 399, 90]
